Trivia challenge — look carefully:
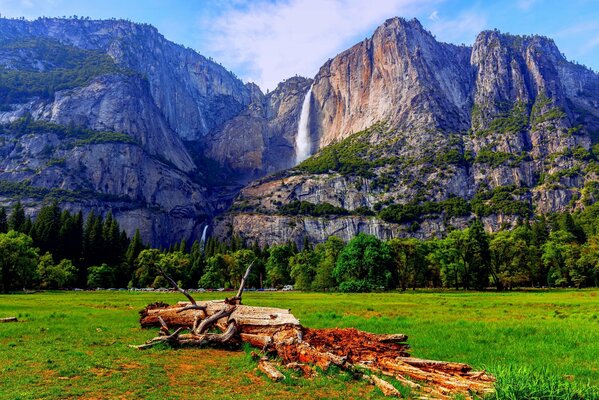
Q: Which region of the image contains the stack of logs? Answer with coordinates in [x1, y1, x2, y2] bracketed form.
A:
[135, 269, 495, 399]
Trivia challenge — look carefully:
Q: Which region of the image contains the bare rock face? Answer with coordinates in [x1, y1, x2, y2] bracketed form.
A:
[0, 17, 252, 140]
[204, 77, 312, 181]
[311, 18, 472, 148]
[220, 18, 599, 247]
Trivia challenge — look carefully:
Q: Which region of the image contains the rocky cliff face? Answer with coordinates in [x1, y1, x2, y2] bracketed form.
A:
[204, 77, 312, 181]
[1, 16, 598, 248]
[0, 17, 308, 245]
[222, 18, 599, 247]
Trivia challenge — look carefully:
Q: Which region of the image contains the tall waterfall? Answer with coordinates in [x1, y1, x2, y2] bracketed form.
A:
[295, 86, 313, 164]
[199, 225, 209, 253]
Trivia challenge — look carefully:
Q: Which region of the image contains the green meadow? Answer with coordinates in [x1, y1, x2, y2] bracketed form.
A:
[0, 290, 598, 399]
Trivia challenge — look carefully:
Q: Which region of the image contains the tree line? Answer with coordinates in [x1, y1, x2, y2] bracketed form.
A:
[1, 201, 599, 293]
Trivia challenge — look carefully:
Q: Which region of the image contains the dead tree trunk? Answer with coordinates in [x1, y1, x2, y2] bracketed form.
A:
[135, 267, 495, 399]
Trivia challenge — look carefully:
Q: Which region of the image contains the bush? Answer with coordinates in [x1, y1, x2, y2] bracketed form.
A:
[338, 280, 377, 293]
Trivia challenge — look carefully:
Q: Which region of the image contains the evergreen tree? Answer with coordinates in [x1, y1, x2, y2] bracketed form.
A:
[31, 202, 61, 255]
[8, 201, 26, 232]
[0, 207, 7, 233]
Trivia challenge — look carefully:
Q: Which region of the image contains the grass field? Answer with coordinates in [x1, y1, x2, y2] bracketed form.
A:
[1, 290, 598, 399]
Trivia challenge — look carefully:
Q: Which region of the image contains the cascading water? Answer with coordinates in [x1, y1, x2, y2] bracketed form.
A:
[295, 86, 313, 164]
[199, 225, 209, 253]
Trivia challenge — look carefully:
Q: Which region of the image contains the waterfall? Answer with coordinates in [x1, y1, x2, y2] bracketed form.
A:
[200, 225, 209, 253]
[295, 86, 313, 164]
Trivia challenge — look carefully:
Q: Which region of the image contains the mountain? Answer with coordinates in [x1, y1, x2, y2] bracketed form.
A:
[1, 16, 598, 248]
[0, 17, 308, 245]
[217, 18, 599, 247]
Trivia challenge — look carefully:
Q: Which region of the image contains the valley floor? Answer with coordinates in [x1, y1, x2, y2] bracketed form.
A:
[0, 290, 598, 399]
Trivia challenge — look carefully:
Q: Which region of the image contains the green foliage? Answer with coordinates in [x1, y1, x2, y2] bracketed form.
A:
[0, 38, 133, 105]
[279, 200, 349, 217]
[492, 366, 599, 400]
[266, 244, 294, 287]
[377, 197, 472, 224]
[475, 102, 528, 136]
[334, 234, 393, 290]
[1, 116, 137, 145]
[87, 263, 117, 288]
[471, 185, 532, 217]
[37, 253, 76, 289]
[0, 230, 38, 292]
[294, 123, 390, 177]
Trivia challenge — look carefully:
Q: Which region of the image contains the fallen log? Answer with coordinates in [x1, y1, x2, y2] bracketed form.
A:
[135, 266, 494, 399]
[0, 317, 18, 323]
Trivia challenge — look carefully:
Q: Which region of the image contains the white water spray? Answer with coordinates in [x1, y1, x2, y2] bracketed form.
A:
[295, 86, 313, 164]
[200, 225, 209, 253]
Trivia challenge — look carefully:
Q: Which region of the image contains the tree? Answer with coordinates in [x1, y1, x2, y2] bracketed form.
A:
[312, 236, 343, 291]
[0, 231, 38, 292]
[467, 220, 491, 290]
[87, 263, 116, 288]
[133, 249, 162, 287]
[31, 202, 61, 255]
[427, 236, 462, 290]
[8, 201, 26, 232]
[157, 251, 192, 288]
[124, 229, 144, 285]
[389, 238, 426, 290]
[230, 249, 256, 288]
[542, 230, 578, 287]
[37, 253, 76, 289]
[199, 253, 232, 289]
[290, 249, 318, 291]
[57, 210, 83, 263]
[0, 207, 7, 233]
[266, 244, 293, 287]
[576, 235, 599, 287]
[334, 234, 393, 292]
[489, 231, 530, 289]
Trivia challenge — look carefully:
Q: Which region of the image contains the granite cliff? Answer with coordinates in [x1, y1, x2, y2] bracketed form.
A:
[220, 18, 599, 247]
[0, 17, 308, 245]
[1, 16, 598, 247]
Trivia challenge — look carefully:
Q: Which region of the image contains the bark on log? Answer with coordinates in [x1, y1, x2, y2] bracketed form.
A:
[0, 317, 17, 323]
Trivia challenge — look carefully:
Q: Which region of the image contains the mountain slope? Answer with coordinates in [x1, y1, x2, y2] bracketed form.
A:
[218, 18, 599, 247]
[0, 17, 310, 245]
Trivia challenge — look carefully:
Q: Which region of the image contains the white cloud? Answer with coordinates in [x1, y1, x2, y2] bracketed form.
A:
[428, 10, 487, 45]
[517, 0, 539, 10]
[428, 10, 439, 21]
[201, 0, 440, 90]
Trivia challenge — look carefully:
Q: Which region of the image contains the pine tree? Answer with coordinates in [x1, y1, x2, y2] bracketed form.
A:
[31, 202, 61, 255]
[125, 229, 144, 269]
[8, 201, 26, 232]
[0, 208, 7, 233]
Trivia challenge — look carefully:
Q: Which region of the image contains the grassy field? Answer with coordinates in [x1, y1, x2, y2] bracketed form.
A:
[0, 290, 598, 399]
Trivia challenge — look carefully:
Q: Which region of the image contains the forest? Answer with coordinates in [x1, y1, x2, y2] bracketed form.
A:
[1, 201, 599, 293]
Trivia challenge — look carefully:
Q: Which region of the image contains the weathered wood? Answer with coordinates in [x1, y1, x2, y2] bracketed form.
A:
[371, 375, 402, 397]
[258, 359, 285, 381]
[0, 317, 17, 323]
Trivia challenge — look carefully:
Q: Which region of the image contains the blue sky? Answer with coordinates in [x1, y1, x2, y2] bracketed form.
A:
[0, 0, 597, 90]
